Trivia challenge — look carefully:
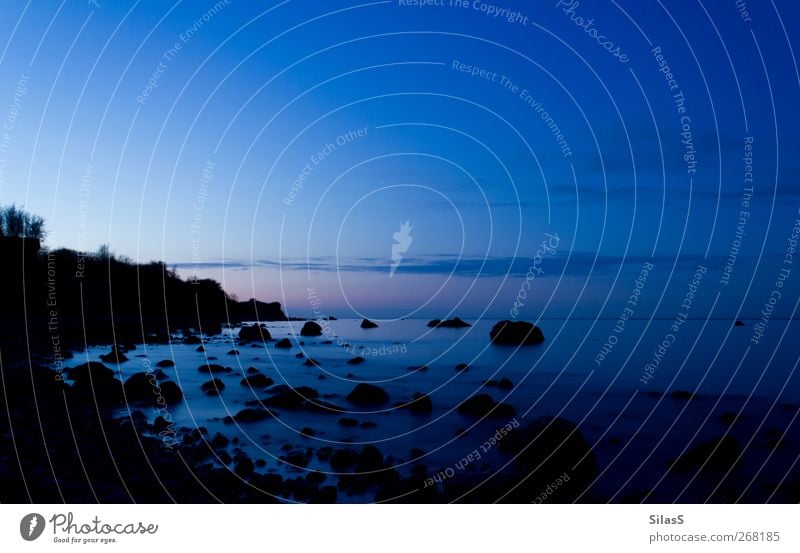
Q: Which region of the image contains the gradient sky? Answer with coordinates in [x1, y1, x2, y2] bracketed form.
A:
[0, 0, 798, 318]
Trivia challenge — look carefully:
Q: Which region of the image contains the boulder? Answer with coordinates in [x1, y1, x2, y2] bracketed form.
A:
[263, 386, 320, 409]
[201, 378, 225, 396]
[239, 324, 271, 343]
[671, 435, 742, 473]
[346, 383, 390, 406]
[457, 394, 516, 417]
[198, 363, 228, 374]
[347, 356, 366, 365]
[275, 338, 292, 349]
[300, 321, 323, 336]
[225, 408, 273, 423]
[489, 320, 544, 345]
[361, 319, 378, 329]
[155, 359, 175, 368]
[99, 345, 129, 363]
[123, 372, 183, 405]
[240, 374, 274, 388]
[428, 317, 470, 328]
[184, 335, 203, 345]
[397, 392, 433, 414]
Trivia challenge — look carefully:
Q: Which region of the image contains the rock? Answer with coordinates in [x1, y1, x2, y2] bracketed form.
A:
[303, 358, 321, 367]
[283, 453, 310, 468]
[227, 349, 240, 356]
[300, 321, 323, 336]
[234, 457, 254, 478]
[275, 338, 292, 349]
[184, 335, 203, 345]
[210, 433, 229, 449]
[357, 445, 385, 471]
[457, 394, 516, 417]
[263, 386, 320, 409]
[338, 417, 359, 427]
[201, 378, 225, 396]
[239, 324, 271, 343]
[300, 427, 316, 437]
[66, 362, 125, 407]
[240, 374, 274, 388]
[670, 390, 695, 401]
[99, 345, 129, 363]
[295, 352, 304, 358]
[360, 421, 377, 428]
[123, 372, 183, 405]
[346, 383, 390, 406]
[68, 361, 116, 382]
[428, 317, 471, 328]
[455, 363, 469, 371]
[397, 392, 433, 414]
[198, 363, 227, 374]
[225, 408, 273, 423]
[322, 340, 333, 344]
[347, 356, 366, 365]
[498, 416, 597, 502]
[490, 320, 544, 345]
[329, 448, 359, 471]
[155, 359, 175, 368]
[734, 320, 746, 327]
[316, 447, 334, 461]
[361, 319, 378, 329]
[671, 435, 742, 473]
[718, 412, 738, 425]
[246, 367, 260, 374]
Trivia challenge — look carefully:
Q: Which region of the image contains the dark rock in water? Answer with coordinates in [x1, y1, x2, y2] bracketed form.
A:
[283, 453, 310, 468]
[316, 447, 334, 461]
[184, 335, 203, 345]
[347, 356, 366, 365]
[67, 362, 125, 407]
[201, 378, 225, 396]
[198, 363, 227, 374]
[295, 352, 304, 358]
[234, 457, 254, 478]
[329, 448, 359, 471]
[246, 367, 260, 374]
[275, 338, 292, 349]
[239, 324, 271, 343]
[670, 390, 695, 401]
[428, 317, 471, 328]
[457, 394, 516, 418]
[357, 445, 385, 471]
[225, 408, 273, 423]
[360, 421, 377, 428]
[210, 433, 229, 449]
[263, 386, 320, 409]
[153, 416, 171, 432]
[734, 320, 746, 327]
[301, 427, 316, 437]
[497, 416, 597, 503]
[718, 412, 738, 425]
[227, 349, 240, 356]
[303, 358, 321, 367]
[240, 374, 274, 388]
[338, 417, 359, 427]
[123, 372, 183, 405]
[409, 448, 425, 460]
[408, 365, 428, 372]
[322, 340, 333, 344]
[671, 435, 742, 473]
[300, 321, 323, 336]
[346, 383, 390, 406]
[68, 361, 116, 382]
[155, 359, 175, 368]
[455, 363, 469, 371]
[100, 345, 129, 363]
[195, 345, 205, 352]
[397, 392, 433, 414]
[489, 320, 544, 345]
[361, 319, 378, 329]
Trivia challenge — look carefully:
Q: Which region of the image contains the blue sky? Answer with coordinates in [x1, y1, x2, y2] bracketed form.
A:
[0, 0, 798, 318]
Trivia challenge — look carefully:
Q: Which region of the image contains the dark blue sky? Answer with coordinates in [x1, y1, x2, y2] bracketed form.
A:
[1, 0, 798, 318]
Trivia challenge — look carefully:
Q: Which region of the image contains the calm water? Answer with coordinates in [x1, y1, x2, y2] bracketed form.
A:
[68, 318, 800, 502]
